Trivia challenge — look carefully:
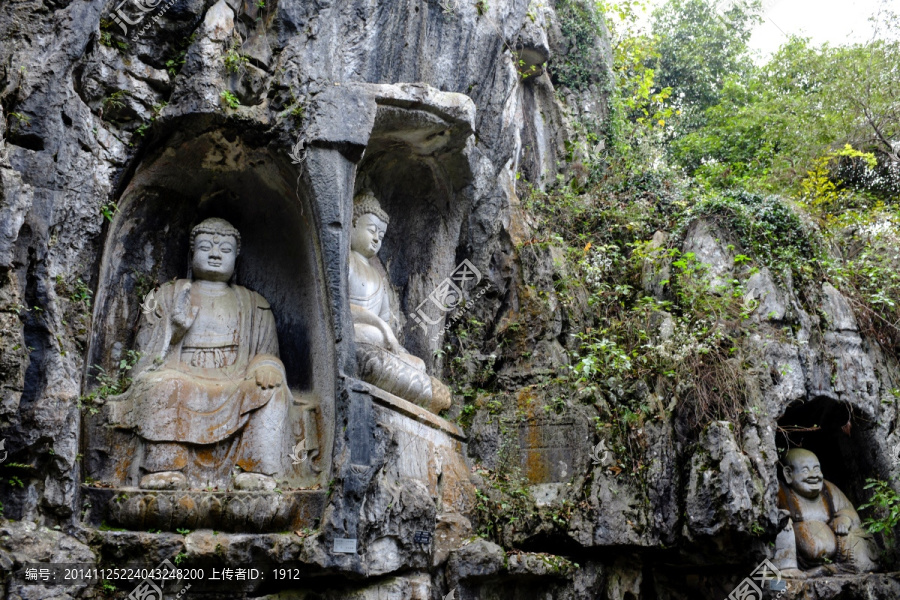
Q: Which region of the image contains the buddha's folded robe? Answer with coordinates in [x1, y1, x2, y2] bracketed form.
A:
[109, 280, 290, 445]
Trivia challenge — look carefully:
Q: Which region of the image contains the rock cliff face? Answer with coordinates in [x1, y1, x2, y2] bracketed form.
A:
[0, 0, 898, 599]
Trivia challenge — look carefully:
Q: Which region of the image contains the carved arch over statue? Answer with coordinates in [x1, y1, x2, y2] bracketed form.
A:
[77, 85, 479, 535]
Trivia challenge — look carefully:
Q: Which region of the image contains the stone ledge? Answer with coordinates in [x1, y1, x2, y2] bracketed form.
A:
[767, 573, 900, 599]
[83, 487, 326, 533]
[354, 381, 465, 441]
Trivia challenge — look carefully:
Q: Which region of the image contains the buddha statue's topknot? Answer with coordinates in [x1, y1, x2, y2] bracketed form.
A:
[190, 218, 242, 255]
[352, 190, 390, 226]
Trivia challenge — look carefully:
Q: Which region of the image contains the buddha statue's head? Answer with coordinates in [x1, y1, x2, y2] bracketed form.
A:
[783, 448, 824, 500]
[351, 190, 390, 259]
[190, 218, 241, 282]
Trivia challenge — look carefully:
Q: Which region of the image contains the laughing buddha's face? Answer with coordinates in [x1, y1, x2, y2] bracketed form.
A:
[192, 233, 237, 282]
[784, 450, 824, 500]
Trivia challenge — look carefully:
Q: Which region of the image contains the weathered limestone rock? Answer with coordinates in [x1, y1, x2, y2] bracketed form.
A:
[5, 0, 900, 596]
[446, 538, 506, 584]
[685, 421, 767, 540]
[779, 574, 900, 599]
[682, 219, 736, 293]
[0, 521, 95, 600]
[641, 230, 672, 299]
[0, 167, 33, 268]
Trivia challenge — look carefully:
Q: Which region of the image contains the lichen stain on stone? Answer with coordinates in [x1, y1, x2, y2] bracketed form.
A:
[201, 132, 246, 171]
[515, 387, 549, 483]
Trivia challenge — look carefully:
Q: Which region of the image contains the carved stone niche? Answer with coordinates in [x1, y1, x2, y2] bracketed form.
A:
[774, 396, 882, 575]
[81, 130, 334, 532]
[353, 88, 478, 376]
[777, 397, 874, 509]
[340, 84, 480, 560]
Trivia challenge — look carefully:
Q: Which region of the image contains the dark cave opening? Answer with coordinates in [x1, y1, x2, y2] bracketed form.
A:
[776, 396, 878, 507]
[518, 531, 585, 557]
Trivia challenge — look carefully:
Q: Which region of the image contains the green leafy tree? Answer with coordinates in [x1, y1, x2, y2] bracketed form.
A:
[652, 0, 761, 115]
[584, 0, 677, 182]
[602, 1, 674, 130]
[671, 35, 900, 194]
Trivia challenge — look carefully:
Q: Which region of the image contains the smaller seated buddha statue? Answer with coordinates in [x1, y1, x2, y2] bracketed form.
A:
[774, 448, 878, 577]
[348, 190, 451, 414]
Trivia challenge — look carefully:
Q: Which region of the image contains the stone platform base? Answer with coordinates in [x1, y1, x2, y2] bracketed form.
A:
[356, 381, 475, 567]
[766, 573, 900, 599]
[359, 380, 464, 441]
[83, 486, 326, 532]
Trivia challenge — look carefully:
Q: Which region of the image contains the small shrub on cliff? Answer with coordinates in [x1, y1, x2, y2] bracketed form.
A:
[220, 90, 240, 110]
[444, 317, 497, 400]
[101, 90, 128, 113]
[860, 477, 900, 552]
[223, 45, 249, 74]
[472, 462, 534, 544]
[682, 189, 817, 284]
[552, 0, 610, 92]
[98, 25, 129, 52]
[78, 351, 141, 413]
[54, 275, 92, 310]
[165, 34, 196, 78]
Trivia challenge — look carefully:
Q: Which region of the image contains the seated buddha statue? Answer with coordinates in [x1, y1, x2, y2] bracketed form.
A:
[774, 448, 878, 577]
[348, 190, 451, 414]
[108, 218, 291, 491]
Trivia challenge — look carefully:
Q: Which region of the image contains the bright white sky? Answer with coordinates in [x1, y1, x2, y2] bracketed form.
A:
[633, 0, 886, 58]
[749, 0, 882, 56]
